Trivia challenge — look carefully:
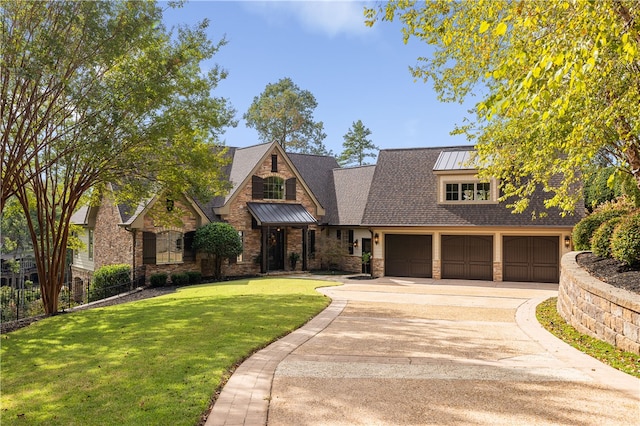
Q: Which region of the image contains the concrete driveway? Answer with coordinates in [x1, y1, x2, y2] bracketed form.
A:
[209, 277, 640, 426]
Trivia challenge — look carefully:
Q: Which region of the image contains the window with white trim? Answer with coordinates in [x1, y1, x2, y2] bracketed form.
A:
[445, 182, 491, 202]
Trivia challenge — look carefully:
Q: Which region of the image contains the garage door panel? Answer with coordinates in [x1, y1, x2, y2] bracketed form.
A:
[385, 235, 432, 278]
[441, 235, 493, 281]
[503, 236, 559, 283]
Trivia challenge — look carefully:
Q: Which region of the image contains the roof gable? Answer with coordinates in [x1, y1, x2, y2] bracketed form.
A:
[362, 146, 581, 227]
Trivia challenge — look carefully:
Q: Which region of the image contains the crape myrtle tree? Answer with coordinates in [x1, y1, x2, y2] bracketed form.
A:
[244, 77, 333, 155]
[1, 1, 236, 314]
[338, 119, 379, 167]
[193, 222, 242, 281]
[366, 0, 640, 216]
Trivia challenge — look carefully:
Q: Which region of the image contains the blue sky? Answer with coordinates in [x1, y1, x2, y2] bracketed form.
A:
[162, 1, 476, 156]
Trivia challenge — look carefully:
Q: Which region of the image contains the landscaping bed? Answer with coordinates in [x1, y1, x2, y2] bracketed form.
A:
[576, 252, 640, 295]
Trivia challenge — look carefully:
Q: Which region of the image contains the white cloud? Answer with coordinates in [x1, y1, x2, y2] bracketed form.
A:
[246, 1, 373, 38]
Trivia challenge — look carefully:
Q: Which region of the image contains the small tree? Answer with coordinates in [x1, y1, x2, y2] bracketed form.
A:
[338, 120, 378, 167]
[193, 222, 242, 280]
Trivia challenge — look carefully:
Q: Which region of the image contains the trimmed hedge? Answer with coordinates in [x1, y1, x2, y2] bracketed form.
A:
[149, 273, 168, 288]
[611, 212, 640, 266]
[170, 272, 189, 286]
[90, 264, 131, 302]
[186, 271, 202, 284]
[591, 217, 623, 258]
[572, 209, 628, 250]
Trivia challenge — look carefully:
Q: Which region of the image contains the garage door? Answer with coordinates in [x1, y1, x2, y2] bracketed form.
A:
[441, 235, 493, 280]
[385, 234, 432, 277]
[503, 236, 559, 283]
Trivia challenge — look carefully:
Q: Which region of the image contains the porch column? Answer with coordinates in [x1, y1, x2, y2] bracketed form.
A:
[261, 226, 268, 274]
[302, 226, 308, 271]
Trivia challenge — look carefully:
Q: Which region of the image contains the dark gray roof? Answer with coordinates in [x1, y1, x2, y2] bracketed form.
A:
[333, 165, 376, 225]
[362, 146, 582, 227]
[247, 202, 317, 226]
[288, 152, 340, 224]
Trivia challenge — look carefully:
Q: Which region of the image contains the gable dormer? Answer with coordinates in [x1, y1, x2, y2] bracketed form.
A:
[433, 150, 498, 204]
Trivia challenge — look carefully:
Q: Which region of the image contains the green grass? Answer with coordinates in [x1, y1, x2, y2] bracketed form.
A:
[536, 297, 640, 378]
[1, 278, 334, 425]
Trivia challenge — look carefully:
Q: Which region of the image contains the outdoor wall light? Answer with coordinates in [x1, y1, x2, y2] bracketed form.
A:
[374, 233, 379, 245]
[564, 235, 571, 248]
[353, 239, 359, 248]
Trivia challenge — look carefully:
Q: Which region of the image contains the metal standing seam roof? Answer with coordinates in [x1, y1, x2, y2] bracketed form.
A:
[246, 202, 317, 226]
[433, 150, 475, 171]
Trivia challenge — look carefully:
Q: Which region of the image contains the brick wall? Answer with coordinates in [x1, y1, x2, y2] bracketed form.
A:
[220, 148, 322, 276]
[93, 195, 133, 270]
[558, 252, 640, 354]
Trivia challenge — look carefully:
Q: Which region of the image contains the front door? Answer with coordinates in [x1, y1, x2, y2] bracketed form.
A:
[267, 228, 285, 271]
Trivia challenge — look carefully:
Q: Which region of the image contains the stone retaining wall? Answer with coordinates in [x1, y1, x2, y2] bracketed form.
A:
[558, 251, 640, 354]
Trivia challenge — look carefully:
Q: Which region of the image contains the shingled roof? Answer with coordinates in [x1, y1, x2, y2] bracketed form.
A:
[288, 152, 340, 224]
[332, 165, 376, 225]
[361, 146, 582, 227]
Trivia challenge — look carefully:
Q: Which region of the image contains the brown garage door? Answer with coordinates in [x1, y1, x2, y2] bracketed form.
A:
[441, 235, 493, 280]
[385, 234, 432, 277]
[503, 236, 559, 283]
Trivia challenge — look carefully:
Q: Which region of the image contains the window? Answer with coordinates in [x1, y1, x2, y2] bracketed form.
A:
[88, 229, 94, 260]
[309, 230, 316, 258]
[156, 230, 183, 264]
[445, 182, 491, 202]
[264, 176, 284, 199]
[271, 154, 278, 172]
[237, 231, 244, 262]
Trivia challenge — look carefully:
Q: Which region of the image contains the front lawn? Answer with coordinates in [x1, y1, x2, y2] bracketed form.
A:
[1, 278, 333, 425]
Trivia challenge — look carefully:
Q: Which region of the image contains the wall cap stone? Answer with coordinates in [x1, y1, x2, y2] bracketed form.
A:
[562, 251, 640, 312]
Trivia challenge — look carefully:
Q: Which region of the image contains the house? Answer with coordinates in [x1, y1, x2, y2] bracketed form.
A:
[70, 142, 582, 294]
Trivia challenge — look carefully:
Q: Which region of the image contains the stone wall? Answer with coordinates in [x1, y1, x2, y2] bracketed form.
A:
[557, 252, 640, 354]
[94, 194, 133, 270]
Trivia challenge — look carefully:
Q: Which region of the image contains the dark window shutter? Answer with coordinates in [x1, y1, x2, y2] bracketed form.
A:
[286, 177, 296, 200]
[142, 232, 156, 265]
[336, 230, 341, 240]
[271, 154, 278, 172]
[183, 231, 195, 262]
[252, 175, 264, 199]
[348, 229, 354, 255]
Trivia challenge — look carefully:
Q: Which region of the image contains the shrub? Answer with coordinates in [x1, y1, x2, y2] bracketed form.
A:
[186, 271, 202, 284]
[149, 273, 168, 288]
[170, 272, 189, 286]
[611, 212, 640, 266]
[591, 217, 623, 258]
[572, 209, 628, 250]
[90, 264, 131, 302]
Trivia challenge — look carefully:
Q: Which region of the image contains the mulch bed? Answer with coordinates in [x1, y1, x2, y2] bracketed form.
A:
[576, 252, 640, 295]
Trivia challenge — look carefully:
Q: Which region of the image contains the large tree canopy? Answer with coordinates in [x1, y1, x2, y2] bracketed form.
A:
[243, 77, 331, 154]
[1, 0, 236, 313]
[366, 0, 640, 215]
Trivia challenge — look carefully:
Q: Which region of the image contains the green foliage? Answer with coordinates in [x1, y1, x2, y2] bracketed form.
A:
[367, 0, 640, 215]
[194, 222, 242, 280]
[90, 264, 131, 302]
[243, 77, 330, 154]
[572, 209, 628, 250]
[583, 166, 619, 212]
[289, 252, 300, 270]
[0, 286, 42, 322]
[591, 217, 623, 258]
[0, 278, 333, 425]
[186, 271, 202, 285]
[611, 212, 640, 266]
[170, 272, 189, 286]
[338, 120, 379, 167]
[2, 1, 235, 313]
[149, 273, 168, 288]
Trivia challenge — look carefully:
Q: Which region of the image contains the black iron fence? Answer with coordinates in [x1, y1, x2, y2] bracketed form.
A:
[0, 275, 141, 323]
